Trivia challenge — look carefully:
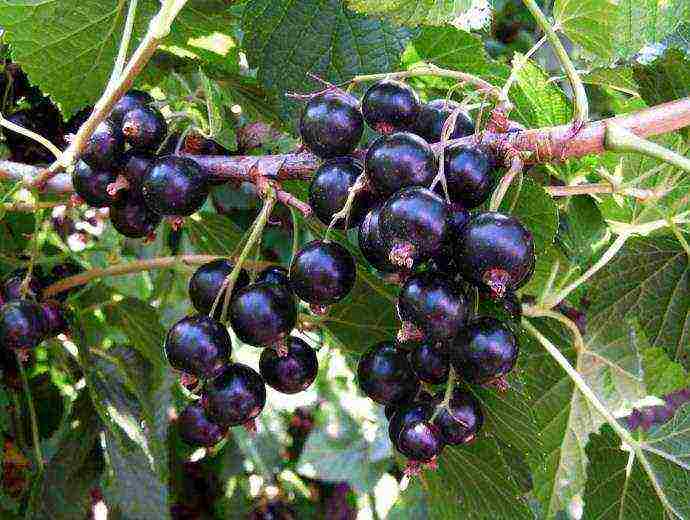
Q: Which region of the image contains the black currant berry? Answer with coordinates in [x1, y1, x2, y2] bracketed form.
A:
[110, 194, 162, 239]
[229, 283, 297, 347]
[410, 342, 449, 385]
[40, 300, 69, 337]
[142, 156, 209, 217]
[110, 89, 154, 125]
[4, 109, 62, 164]
[0, 300, 46, 350]
[188, 259, 251, 318]
[395, 421, 444, 462]
[259, 336, 318, 394]
[415, 99, 474, 143]
[357, 342, 419, 405]
[443, 145, 496, 208]
[365, 132, 437, 198]
[47, 262, 84, 302]
[164, 315, 231, 379]
[433, 390, 483, 445]
[82, 120, 124, 170]
[458, 211, 535, 298]
[290, 240, 356, 308]
[361, 80, 420, 133]
[255, 265, 290, 289]
[358, 204, 396, 273]
[308, 157, 376, 229]
[120, 150, 153, 189]
[397, 272, 468, 342]
[122, 106, 167, 151]
[2, 270, 43, 302]
[388, 398, 434, 444]
[450, 317, 519, 385]
[205, 363, 266, 428]
[248, 500, 297, 520]
[72, 160, 120, 208]
[299, 90, 363, 158]
[431, 203, 470, 274]
[178, 403, 226, 448]
[379, 187, 449, 269]
[384, 389, 434, 420]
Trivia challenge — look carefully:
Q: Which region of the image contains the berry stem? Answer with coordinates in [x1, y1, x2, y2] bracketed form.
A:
[606, 124, 690, 175]
[431, 367, 457, 422]
[20, 203, 44, 298]
[489, 154, 524, 211]
[0, 112, 63, 162]
[16, 352, 44, 474]
[325, 172, 367, 238]
[105, 0, 139, 93]
[522, 305, 585, 353]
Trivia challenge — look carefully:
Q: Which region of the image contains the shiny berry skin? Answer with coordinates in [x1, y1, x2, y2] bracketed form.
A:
[397, 272, 468, 342]
[361, 80, 420, 133]
[110, 89, 154, 125]
[122, 106, 167, 151]
[357, 342, 419, 405]
[415, 99, 475, 143]
[384, 389, 434, 420]
[357, 204, 396, 273]
[142, 156, 209, 217]
[72, 160, 120, 208]
[432, 203, 470, 274]
[205, 363, 266, 428]
[177, 404, 226, 447]
[380, 187, 449, 269]
[395, 421, 444, 462]
[410, 342, 449, 385]
[110, 193, 162, 238]
[259, 336, 318, 394]
[308, 157, 376, 229]
[229, 283, 297, 347]
[164, 315, 231, 379]
[299, 90, 363, 158]
[450, 317, 519, 384]
[82, 120, 124, 170]
[40, 300, 69, 337]
[388, 398, 434, 444]
[433, 390, 483, 445]
[120, 150, 153, 189]
[2, 270, 43, 302]
[255, 266, 290, 289]
[458, 211, 535, 298]
[364, 132, 437, 198]
[0, 300, 46, 350]
[188, 259, 251, 319]
[290, 240, 356, 306]
[443, 145, 496, 208]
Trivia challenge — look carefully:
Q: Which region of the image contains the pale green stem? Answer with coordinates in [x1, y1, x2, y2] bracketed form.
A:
[16, 354, 44, 473]
[106, 0, 139, 94]
[0, 113, 62, 161]
[606, 124, 690, 175]
[289, 206, 300, 263]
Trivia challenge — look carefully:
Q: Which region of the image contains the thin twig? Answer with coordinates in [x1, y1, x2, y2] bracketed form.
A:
[105, 0, 139, 93]
[606, 124, 690, 175]
[489, 154, 524, 210]
[0, 112, 62, 161]
[16, 354, 44, 473]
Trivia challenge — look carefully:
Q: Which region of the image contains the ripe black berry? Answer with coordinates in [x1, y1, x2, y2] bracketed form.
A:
[433, 390, 483, 445]
[379, 187, 449, 269]
[388, 398, 434, 444]
[395, 421, 444, 462]
[357, 342, 419, 405]
[384, 390, 434, 420]
[205, 363, 266, 427]
[397, 272, 468, 342]
[259, 336, 318, 394]
[188, 260, 251, 319]
[142, 156, 209, 217]
[0, 300, 46, 350]
[299, 90, 363, 158]
[309, 157, 376, 229]
[122, 106, 167, 151]
[410, 342, 449, 385]
[249, 500, 297, 520]
[229, 283, 297, 347]
[443, 145, 496, 208]
[110, 89, 154, 125]
[40, 300, 69, 337]
[110, 194, 162, 239]
[361, 80, 420, 133]
[415, 99, 475, 143]
[178, 403, 226, 448]
[82, 120, 124, 170]
[365, 132, 437, 198]
[72, 160, 120, 208]
[431, 203, 470, 275]
[458, 211, 535, 298]
[358, 204, 396, 273]
[121, 150, 153, 189]
[450, 317, 519, 385]
[47, 262, 84, 302]
[289, 240, 356, 308]
[255, 265, 290, 289]
[164, 315, 231, 379]
[2, 270, 43, 302]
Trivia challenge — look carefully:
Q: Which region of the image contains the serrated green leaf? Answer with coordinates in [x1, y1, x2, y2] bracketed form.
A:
[642, 347, 690, 397]
[557, 195, 609, 267]
[346, 0, 480, 28]
[583, 66, 640, 96]
[242, 0, 413, 121]
[554, 0, 616, 61]
[588, 237, 690, 369]
[634, 48, 690, 107]
[498, 177, 559, 254]
[185, 211, 244, 255]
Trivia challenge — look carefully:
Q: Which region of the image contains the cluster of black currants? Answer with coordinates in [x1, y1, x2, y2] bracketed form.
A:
[300, 79, 536, 473]
[72, 90, 210, 239]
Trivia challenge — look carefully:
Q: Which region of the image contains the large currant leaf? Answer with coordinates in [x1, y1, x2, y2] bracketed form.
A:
[553, 0, 616, 61]
[345, 0, 479, 27]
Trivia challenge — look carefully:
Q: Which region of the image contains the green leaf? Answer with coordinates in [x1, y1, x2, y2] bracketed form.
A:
[346, 0, 474, 26]
[642, 347, 690, 397]
[242, 0, 413, 121]
[498, 177, 559, 254]
[588, 236, 690, 369]
[583, 66, 640, 96]
[387, 479, 429, 519]
[185, 211, 245, 255]
[634, 48, 690, 107]
[556, 195, 609, 267]
[554, 0, 616, 61]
